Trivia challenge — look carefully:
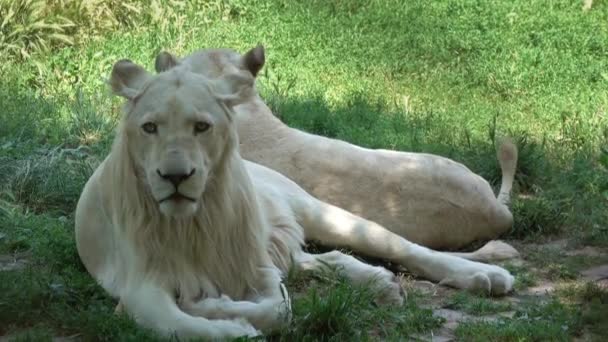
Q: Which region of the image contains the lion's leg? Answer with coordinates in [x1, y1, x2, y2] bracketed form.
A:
[181, 267, 291, 333]
[301, 200, 514, 295]
[122, 282, 260, 339]
[295, 251, 404, 306]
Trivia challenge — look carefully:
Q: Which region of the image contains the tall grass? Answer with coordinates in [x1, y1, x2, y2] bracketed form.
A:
[0, 0, 253, 59]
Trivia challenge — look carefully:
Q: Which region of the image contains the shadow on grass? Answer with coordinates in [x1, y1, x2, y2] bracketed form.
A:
[0, 84, 115, 216]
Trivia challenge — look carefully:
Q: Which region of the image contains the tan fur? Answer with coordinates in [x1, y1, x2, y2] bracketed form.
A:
[154, 45, 520, 252]
[76, 54, 518, 340]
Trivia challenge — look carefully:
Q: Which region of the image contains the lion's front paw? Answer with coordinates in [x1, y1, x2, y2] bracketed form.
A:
[181, 294, 235, 319]
[440, 262, 514, 296]
[213, 318, 261, 339]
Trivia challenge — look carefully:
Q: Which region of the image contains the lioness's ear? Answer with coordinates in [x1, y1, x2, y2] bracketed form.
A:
[155, 51, 179, 73]
[241, 44, 265, 77]
[109, 59, 151, 100]
[212, 71, 255, 108]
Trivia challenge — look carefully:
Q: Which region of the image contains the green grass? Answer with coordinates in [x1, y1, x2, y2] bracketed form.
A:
[2, 0, 608, 339]
[444, 292, 513, 316]
[455, 282, 608, 341]
[278, 269, 443, 341]
[566, 282, 608, 337]
[455, 298, 584, 342]
[502, 263, 538, 291]
[525, 245, 608, 281]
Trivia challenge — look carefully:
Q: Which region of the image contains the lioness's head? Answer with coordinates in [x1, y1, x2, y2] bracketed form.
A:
[109, 59, 254, 218]
[154, 45, 265, 83]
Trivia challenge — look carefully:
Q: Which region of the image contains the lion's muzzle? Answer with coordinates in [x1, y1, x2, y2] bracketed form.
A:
[157, 168, 196, 187]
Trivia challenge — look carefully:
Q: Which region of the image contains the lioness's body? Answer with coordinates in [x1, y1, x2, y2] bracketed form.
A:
[235, 99, 515, 249]
[175, 47, 517, 250]
[75, 52, 516, 339]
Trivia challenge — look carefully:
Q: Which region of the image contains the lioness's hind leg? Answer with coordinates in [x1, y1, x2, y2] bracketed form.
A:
[300, 200, 514, 295]
[447, 240, 519, 263]
[295, 251, 404, 306]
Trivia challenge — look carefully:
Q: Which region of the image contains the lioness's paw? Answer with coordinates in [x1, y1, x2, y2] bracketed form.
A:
[372, 270, 405, 306]
[440, 263, 514, 296]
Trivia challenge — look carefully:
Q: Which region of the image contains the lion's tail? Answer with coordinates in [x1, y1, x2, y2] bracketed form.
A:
[496, 138, 518, 206]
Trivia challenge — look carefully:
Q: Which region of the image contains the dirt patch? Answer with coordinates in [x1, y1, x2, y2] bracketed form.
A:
[401, 239, 608, 341]
[581, 264, 608, 281]
[567, 246, 607, 258]
[0, 251, 29, 272]
[523, 280, 556, 296]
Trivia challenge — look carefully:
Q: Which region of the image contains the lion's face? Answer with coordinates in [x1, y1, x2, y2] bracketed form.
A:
[128, 72, 231, 217]
[109, 60, 254, 218]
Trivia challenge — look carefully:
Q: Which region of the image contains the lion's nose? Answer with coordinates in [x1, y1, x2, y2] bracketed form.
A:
[157, 169, 195, 187]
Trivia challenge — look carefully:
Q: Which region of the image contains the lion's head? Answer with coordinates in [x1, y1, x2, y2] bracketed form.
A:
[109, 59, 255, 218]
[154, 45, 265, 83]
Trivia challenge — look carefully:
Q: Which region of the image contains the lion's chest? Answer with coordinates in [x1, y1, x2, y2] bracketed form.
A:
[146, 245, 254, 303]
[172, 269, 222, 304]
[127, 211, 263, 303]
[152, 256, 251, 303]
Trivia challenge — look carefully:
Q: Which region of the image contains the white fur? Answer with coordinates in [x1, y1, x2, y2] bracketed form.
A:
[76, 56, 515, 340]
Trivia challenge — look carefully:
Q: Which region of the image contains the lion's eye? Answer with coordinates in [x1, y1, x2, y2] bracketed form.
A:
[194, 121, 211, 134]
[142, 122, 157, 134]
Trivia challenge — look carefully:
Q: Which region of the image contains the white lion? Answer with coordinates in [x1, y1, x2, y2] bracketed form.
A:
[155, 45, 520, 256]
[75, 57, 514, 340]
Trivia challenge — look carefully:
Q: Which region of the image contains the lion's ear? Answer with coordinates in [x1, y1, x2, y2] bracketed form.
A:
[241, 44, 265, 77]
[155, 51, 179, 73]
[109, 59, 151, 100]
[212, 71, 255, 108]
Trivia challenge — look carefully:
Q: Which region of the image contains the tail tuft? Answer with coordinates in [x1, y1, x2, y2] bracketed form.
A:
[497, 137, 518, 206]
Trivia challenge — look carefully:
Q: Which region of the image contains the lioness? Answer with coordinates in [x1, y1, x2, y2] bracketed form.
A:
[155, 45, 519, 252]
[75, 57, 514, 339]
